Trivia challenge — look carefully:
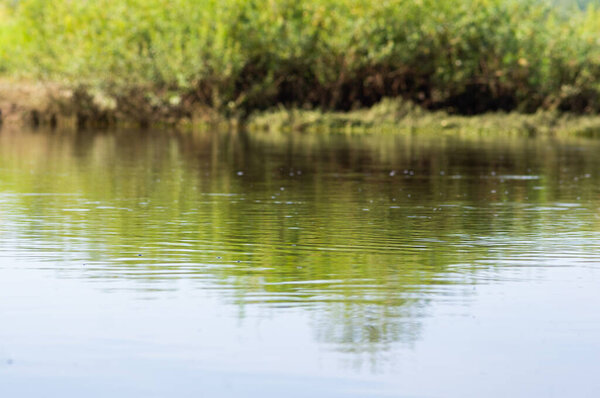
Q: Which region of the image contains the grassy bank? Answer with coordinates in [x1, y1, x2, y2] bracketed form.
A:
[1, 0, 600, 127]
[3, 81, 600, 137]
[248, 99, 600, 136]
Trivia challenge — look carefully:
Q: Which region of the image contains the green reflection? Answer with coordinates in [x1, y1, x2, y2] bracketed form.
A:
[0, 128, 599, 355]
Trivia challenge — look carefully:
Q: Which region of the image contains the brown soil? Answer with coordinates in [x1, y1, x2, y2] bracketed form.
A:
[0, 80, 223, 130]
[0, 80, 76, 128]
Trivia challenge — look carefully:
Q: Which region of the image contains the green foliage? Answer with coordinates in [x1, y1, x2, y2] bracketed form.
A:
[1, 0, 600, 115]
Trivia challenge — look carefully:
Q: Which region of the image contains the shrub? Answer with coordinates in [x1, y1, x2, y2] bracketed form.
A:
[1, 0, 600, 116]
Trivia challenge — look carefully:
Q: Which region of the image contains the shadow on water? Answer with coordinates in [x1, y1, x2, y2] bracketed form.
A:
[1, 128, 600, 357]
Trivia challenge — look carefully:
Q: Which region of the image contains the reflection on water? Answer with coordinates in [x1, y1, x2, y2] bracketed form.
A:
[1, 128, 600, 396]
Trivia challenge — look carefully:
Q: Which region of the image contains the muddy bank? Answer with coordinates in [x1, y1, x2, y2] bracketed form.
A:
[0, 80, 222, 130]
[0, 81, 64, 128]
[0, 81, 116, 129]
[2, 81, 600, 136]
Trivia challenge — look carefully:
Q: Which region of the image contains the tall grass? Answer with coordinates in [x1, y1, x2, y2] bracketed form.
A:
[1, 0, 600, 118]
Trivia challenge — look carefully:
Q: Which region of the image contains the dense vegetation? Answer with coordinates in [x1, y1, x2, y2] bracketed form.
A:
[553, 0, 599, 9]
[1, 0, 600, 123]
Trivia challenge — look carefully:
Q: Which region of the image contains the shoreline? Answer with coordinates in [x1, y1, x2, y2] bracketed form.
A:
[2, 81, 600, 136]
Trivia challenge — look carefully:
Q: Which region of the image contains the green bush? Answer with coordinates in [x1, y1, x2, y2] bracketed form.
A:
[1, 0, 600, 116]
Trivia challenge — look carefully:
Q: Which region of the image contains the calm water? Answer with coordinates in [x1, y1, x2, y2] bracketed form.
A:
[1, 128, 599, 397]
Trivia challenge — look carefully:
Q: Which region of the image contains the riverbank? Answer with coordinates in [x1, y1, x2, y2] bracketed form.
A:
[0, 80, 221, 130]
[2, 0, 600, 121]
[0, 80, 71, 128]
[247, 100, 600, 136]
[2, 80, 600, 136]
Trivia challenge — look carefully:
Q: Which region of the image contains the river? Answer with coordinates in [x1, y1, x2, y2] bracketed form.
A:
[1, 128, 599, 397]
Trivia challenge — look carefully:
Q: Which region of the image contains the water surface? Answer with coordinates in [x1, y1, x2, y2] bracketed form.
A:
[1, 128, 599, 397]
